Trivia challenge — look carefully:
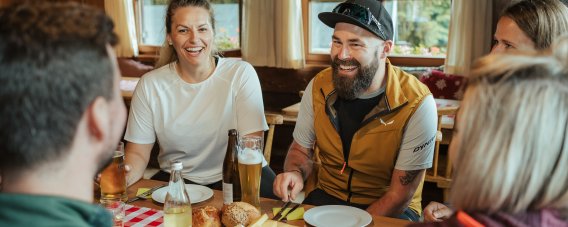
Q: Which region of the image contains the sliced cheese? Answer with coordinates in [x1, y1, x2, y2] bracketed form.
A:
[260, 220, 296, 227]
[261, 220, 278, 227]
[249, 214, 268, 227]
[275, 221, 296, 227]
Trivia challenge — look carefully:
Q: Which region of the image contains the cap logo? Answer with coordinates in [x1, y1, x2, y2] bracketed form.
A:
[332, 2, 388, 40]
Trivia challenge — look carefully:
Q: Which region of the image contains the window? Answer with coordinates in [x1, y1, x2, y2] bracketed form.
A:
[385, 0, 451, 56]
[305, 0, 451, 66]
[136, 0, 240, 50]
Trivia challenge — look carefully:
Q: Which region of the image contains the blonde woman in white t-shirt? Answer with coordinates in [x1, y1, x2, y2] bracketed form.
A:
[123, 0, 277, 199]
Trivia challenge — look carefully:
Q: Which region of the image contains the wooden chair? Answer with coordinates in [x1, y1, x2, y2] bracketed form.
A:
[263, 113, 284, 165]
[425, 106, 459, 201]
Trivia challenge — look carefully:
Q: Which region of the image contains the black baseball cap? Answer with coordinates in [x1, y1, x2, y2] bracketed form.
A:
[318, 0, 394, 41]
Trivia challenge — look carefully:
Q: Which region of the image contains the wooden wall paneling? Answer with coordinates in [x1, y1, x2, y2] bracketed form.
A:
[0, 0, 12, 7]
[54, 0, 105, 9]
[0, 0, 105, 8]
[255, 65, 327, 111]
[82, 0, 104, 10]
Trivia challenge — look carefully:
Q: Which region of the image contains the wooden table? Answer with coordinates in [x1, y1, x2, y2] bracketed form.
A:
[127, 179, 410, 227]
[120, 77, 140, 105]
[434, 98, 460, 129]
[282, 102, 300, 117]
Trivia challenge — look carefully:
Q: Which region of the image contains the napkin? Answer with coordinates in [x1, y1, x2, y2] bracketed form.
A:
[136, 188, 152, 199]
[272, 207, 304, 221]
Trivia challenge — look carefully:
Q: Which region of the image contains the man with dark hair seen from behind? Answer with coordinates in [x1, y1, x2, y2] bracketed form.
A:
[0, 2, 126, 226]
[273, 0, 437, 221]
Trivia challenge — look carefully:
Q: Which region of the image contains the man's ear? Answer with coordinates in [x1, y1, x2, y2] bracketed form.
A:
[86, 97, 110, 142]
[380, 40, 394, 59]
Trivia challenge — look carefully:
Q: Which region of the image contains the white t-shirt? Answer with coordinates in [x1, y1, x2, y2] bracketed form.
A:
[293, 79, 437, 171]
[124, 58, 268, 184]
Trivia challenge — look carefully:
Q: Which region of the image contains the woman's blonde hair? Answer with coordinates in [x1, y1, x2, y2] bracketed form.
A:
[450, 36, 568, 216]
[154, 0, 218, 68]
[503, 0, 568, 49]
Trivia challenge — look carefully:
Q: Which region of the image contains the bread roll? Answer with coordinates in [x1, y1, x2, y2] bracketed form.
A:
[192, 206, 221, 227]
[221, 202, 261, 227]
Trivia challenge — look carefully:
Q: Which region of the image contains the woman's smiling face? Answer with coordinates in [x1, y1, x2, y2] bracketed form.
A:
[166, 6, 214, 66]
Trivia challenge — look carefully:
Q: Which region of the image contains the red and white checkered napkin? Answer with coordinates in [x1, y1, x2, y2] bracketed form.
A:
[123, 204, 164, 227]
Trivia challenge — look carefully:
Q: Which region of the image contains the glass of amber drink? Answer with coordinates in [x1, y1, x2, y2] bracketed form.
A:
[100, 142, 127, 202]
[238, 136, 263, 210]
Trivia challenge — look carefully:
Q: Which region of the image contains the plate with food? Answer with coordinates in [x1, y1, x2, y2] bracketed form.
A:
[151, 184, 213, 204]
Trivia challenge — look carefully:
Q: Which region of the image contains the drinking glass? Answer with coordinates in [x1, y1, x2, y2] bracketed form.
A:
[100, 199, 125, 227]
[237, 136, 263, 210]
[100, 142, 127, 202]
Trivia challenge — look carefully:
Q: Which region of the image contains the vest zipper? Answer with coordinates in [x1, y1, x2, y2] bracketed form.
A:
[346, 167, 354, 203]
[339, 162, 347, 175]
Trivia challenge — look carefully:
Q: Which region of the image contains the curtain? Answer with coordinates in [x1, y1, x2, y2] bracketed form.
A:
[242, 0, 305, 69]
[105, 0, 139, 57]
[444, 0, 493, 75]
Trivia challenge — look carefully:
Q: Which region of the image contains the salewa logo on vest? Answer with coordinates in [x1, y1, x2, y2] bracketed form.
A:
[413, 135, 436, 153]
[380, 118, 394, 126]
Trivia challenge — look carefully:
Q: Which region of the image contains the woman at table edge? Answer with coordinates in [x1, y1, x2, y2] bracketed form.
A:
[414, 35, 568, 226]
[424, 0, 568, 222]
[122, 0, 277, 198]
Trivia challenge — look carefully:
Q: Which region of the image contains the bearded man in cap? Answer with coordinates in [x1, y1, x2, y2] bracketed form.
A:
[273, 0, 437, 221]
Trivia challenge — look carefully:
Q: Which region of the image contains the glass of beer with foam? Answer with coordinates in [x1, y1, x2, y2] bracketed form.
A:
[238, 136, 263, 210]
[100, 142, 127, 202]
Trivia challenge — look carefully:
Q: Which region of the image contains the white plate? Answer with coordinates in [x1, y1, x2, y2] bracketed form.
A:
[151, 184, 214, 204]
[304, 205, 372, 227]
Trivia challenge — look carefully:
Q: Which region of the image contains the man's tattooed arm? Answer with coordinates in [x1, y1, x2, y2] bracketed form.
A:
[399, 170, 421, 185]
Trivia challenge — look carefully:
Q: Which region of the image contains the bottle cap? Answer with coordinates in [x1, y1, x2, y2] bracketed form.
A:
[171, 161, 183, 170]
[228, 129, 237, 136]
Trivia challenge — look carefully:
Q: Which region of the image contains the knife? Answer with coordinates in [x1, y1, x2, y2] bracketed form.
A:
[279, 203, 301, 222]
[126, 184, 167, 203]
[272, 201, 292, 221]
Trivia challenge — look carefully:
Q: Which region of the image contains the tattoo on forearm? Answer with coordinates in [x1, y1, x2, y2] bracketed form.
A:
[399, 170, 421, 185]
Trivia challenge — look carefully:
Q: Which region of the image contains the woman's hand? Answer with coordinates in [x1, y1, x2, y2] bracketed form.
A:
[423, 201, 453, 222]
[124, 164, 133, 186]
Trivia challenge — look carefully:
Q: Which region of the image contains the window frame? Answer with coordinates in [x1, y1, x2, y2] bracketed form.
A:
[301, 0, 446, 67]
[132, 0, 242, 63]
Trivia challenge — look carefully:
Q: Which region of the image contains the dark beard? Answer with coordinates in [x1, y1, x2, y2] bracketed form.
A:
[332, 55, 379, 100]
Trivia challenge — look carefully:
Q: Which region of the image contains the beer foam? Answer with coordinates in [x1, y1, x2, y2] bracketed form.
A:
[238, 148, 263, 165]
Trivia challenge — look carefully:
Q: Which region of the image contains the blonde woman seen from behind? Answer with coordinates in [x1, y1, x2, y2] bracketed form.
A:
[413, 36, 568, 226]
[424, 0, 568, 222]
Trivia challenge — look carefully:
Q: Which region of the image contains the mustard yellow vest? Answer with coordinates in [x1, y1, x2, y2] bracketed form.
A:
[312, 61, 431, 214]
